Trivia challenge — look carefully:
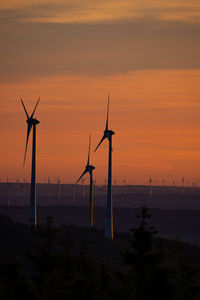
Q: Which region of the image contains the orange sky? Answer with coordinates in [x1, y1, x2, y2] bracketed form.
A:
[0, 1, 200, 185]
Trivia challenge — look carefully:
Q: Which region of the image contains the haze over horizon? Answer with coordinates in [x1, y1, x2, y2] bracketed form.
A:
[0, 0, 200, 185]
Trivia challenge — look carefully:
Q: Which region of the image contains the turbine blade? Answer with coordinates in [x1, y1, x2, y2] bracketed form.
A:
[87, 133, 91, 165]
[105, 93, 110, 130]
[21, 99, 29, 119]
[76, 169, 88, 184]
[30, 97, 40, 119]
[94, 134, 106, 152]
[23, 123, 32, 166]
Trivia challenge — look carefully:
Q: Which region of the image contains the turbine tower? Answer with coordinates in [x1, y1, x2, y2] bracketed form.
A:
[94, 94, 115, 239]
[76, 134, 95, 228]
[21, 98, 40, 229]
[6, 177, 10, 206]
[20, 181, 25, 207]
[162, 178, 165, 194]
[181, 177, 185, 196]
[123, 178, 126, 196]
[149, 176, 152, 196]
[81, 178, 86, 201]
[48, 177, 51, 197]
[57, 178, 61, 201]
[72, 184, 76, 205]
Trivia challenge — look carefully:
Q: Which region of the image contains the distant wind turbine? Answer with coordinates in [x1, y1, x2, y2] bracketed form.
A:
[93, 179, 97, 199]
[81, 178, 86, 201]
[94, 94, 115, 239]
[173, 181, 176, 190]
[114, 179, 117, 196]
[181, 177, 185, 196]
[149, 176, 152, 196]
[76, 134, 95, 228]
[20, 181, 25, 207]
[123, 178, 126, 195]
[6, 177, 10, 206]
[16, 178, 20, 198]
[21, 98, 40, 229]
[72, 184, 76, 205]
[48, 177, 51, 197]
[57, 178, 61, 201]
[162, 178, 165, 194]
[192, 182, 196, 193]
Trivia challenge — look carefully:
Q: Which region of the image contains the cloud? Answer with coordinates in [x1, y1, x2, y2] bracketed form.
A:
[0, 1, 199, 82]
[0, 12, 200, 83]
[1, 0, 200, 24]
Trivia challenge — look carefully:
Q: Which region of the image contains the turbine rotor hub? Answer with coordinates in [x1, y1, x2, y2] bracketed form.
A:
[104, 129, 115, 137]
[86, 165, 95, 171]
[27, 118, 40, 125]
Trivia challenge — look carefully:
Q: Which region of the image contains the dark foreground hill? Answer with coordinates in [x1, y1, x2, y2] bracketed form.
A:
[1, 208, 200, 300]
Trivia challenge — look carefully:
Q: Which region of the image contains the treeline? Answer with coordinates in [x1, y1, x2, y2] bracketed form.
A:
[0, 207, 200, 299]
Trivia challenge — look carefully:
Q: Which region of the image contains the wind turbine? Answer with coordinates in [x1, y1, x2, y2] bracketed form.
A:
[57, 178, 61, 201]
[76, 134, 95, 228]
[48, 177, 51, 197]
[81, 178, 86, 201]
[94, 94, 115, 239]
[181, 177, 185, 196]
[162, 178, 165, 194]
[123, 178, 126, 196]
[6, 177, 10, 206]
[149, 176, 152, 196]
[21, 98, 40, 229]
[72, 184, 76, 205]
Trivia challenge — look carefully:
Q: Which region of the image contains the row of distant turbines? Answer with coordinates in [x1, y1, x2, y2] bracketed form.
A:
[2, 176, 197, 200]
[148, 177, 192, 197]
[21, 95, 115, 239]
[2, 176, 197, 207]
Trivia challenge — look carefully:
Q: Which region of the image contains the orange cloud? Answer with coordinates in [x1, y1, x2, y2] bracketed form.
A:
[1, 0, 200, 24]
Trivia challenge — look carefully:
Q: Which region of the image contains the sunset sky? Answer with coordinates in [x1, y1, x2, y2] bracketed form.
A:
[0, 0, 200, 185]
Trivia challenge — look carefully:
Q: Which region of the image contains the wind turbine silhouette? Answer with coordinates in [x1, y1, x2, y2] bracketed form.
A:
[94, 94, 115, 239]
[57, 178, 61, 201]
[21, 98, 40, 229]
[149, 176, 152, 196]
[181, 177, 185, 196]
[76, 134, 95, 228]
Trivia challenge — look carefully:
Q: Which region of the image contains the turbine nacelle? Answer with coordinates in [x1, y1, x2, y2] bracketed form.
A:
[104, 129, 115, 138]
[86, 164, 95, 173]
[26, 118, 40, 126]
[76, 165, 95, 184]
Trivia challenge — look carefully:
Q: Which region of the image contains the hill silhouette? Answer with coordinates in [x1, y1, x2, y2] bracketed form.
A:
[0, 207, 200, 299]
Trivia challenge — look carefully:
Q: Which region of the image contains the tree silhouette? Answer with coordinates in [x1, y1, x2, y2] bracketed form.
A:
[25, 216, 111, 300]
[1, 210, 200, 300]
[0, 253, 34, 300]
[117, 206, 175, 299]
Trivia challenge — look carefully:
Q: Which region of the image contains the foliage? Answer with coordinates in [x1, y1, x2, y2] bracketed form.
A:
[0, 209, 200, 299]
[116, 206, 200, 300]
[25, 216, 110, 300]
[0, 253, 34, 300]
